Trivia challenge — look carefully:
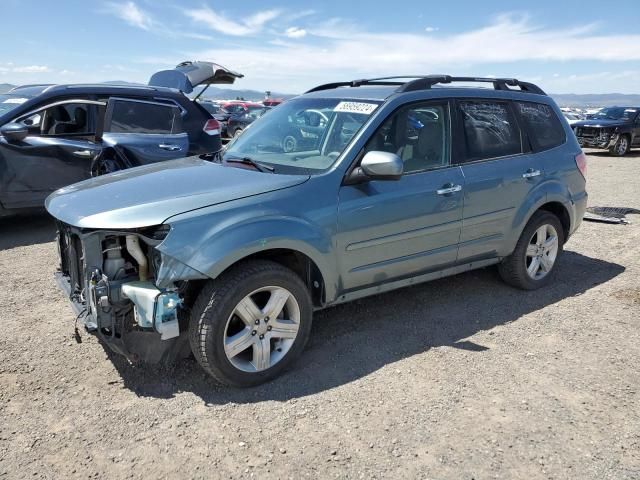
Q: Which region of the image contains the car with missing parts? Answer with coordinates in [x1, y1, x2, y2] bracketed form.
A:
[0, 61, 242, 217]
[47, 75, 588, 387]
[572, 106, 640, 156]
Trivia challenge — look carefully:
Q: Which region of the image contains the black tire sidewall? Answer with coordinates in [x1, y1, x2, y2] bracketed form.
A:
[610, 135, 630, 156]
[507, 212, 565, 290]
[191, 262, 313, 387]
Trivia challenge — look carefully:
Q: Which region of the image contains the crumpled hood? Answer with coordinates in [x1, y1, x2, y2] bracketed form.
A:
[573, 119, 627, 129]
[46, 157, 309, 229]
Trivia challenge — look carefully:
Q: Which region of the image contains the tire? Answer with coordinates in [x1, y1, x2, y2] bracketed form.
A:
[282, 134, 299, 153]
[233, 128, 243, 138]
[609, 134, 630, 157]
[188, 260, 313, 387]
[498, 211, 565, 290]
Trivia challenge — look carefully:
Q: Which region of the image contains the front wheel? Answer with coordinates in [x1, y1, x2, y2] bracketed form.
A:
[188, 260, 313, 387]
[498, 211, 565, 290]
[609, 134, 630, 156]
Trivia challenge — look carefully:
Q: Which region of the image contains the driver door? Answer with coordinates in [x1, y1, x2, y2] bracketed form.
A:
[336, 100, 464, 293]
[0, 100, 103, 209]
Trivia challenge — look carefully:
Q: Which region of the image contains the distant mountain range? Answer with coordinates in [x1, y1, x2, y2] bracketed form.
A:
[1, 81, 639, 107]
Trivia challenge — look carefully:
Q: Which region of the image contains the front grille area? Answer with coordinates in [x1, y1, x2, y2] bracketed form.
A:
[57, 222, 85, 298]
[576, 127, 611, 139]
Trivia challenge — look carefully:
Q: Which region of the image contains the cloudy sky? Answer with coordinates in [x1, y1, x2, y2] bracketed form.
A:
[1, 0, 639, 94]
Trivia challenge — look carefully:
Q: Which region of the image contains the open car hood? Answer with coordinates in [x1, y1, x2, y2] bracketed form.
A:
[148, 61, 244, 94]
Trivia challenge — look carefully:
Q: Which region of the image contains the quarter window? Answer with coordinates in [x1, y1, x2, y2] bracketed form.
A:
[364, 102, 450, 173]
[459, 101, 522, 161]
[107, 100, 182, 134]
[517, 101, 565, 151]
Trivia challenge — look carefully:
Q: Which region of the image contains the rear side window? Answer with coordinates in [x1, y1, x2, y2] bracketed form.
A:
[517, 102, 566, 151]
[107, 100, 182, 134]
[459, 101, 522, 161]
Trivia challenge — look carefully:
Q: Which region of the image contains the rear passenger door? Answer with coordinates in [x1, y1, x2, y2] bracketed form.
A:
[456, 99, 545, 262]
[102, 98, 189, 166]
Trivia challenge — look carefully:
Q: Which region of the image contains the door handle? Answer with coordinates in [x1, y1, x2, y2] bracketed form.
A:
[158, 144, 181, 152]
[72, 150, 93, 158]
[436, 184, 462, 195]
[522, 169, 541, 179]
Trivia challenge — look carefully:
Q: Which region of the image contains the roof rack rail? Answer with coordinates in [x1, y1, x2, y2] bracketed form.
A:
[397, 76, 546, 95]
[305, 78, 412, 93]
[306, 75, 546, 95]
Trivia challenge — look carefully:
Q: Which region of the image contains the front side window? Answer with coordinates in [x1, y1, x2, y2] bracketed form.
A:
[107, 100, 182, 134]
[459, 100, 522, 161]
[364, 102, 450, 173]
[15, 102, 94, 136]
[224, 97, 381, 174]
[517, 101, 565, 151]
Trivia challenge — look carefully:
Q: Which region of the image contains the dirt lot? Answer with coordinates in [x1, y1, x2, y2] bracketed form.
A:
[1, 151, 639, 480]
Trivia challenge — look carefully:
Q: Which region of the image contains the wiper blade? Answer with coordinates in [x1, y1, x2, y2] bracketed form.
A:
[224, 156, 275, 173]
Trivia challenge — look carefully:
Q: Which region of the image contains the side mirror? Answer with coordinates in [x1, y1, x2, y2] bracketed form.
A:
[347, 151, 403, 184]
[0, 122, 29, 142]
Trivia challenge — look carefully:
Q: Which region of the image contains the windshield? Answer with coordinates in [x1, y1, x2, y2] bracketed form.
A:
[0, 94, 31, 116]
[223, 97, 381, 174]
[593, 107, 638, 121]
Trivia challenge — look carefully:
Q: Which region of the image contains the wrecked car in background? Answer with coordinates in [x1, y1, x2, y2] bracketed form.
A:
[0, 61, 242, 216]
[572, 106, 640, 156]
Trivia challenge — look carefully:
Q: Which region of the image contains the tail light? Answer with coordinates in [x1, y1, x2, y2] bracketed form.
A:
[203, 119, 220, 136]
[575, 151, 587, 179]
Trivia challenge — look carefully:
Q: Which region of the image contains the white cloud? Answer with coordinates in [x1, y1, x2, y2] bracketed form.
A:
[104, 1, 154, 30]
[189, 14, 640, 93]
[0, 64, 51, 73]
[285, 27, 307, 39]
[184, 6, 280, 36]
[425, 26, 439, 32]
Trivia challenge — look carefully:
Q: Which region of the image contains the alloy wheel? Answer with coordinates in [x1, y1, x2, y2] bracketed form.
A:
[223, 286, 301, 372]
[525, 224, 559, 280]
[616, 136, 629, 156]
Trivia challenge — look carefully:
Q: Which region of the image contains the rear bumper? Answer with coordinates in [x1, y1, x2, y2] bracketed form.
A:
[570, 190, 588, 237]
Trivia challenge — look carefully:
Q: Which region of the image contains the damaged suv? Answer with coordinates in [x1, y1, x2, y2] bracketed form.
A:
[572, 106, 640, 156]
[47, 76, 587, 387]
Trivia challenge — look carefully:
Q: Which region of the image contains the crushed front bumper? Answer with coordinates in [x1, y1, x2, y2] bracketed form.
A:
[54, 223, 190, 364]
[576, 132, 618, 150]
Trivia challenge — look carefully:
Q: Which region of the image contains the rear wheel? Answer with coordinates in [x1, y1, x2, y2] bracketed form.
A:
[498, 211, 564, 290]
[609, 134, 630, 156]
[188, 260, 313, 387]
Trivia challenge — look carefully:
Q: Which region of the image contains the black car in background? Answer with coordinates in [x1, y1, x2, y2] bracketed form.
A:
[227, 105, 272, 137]
[572, 106, 640, 156]
[0, 61, 242, 216]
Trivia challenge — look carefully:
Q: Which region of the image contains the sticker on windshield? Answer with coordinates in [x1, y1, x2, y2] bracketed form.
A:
[334, 101, 378, 115]
[2, 98, 28, 104]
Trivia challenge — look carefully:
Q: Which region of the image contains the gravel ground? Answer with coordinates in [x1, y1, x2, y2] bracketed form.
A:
[1, 150, 639, 479]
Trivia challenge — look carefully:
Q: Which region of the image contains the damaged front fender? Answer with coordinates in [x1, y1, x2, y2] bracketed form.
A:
[155, 250, 208, 289]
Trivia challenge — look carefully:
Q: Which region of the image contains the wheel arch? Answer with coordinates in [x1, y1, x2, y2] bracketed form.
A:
[157, 215, 337, 307]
